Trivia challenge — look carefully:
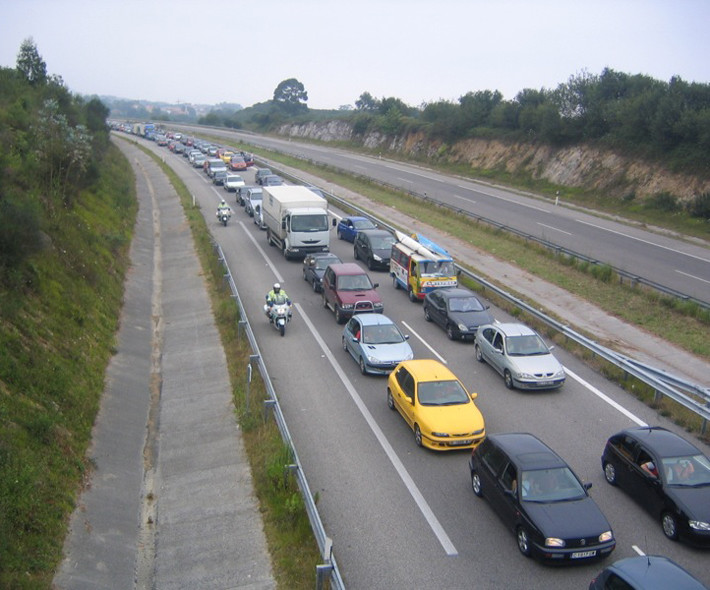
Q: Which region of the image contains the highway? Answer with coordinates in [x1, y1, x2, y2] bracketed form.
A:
[143, 138, 710, 589]
[175, 124, 710, 306]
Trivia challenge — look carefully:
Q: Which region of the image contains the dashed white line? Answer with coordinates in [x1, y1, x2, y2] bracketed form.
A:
[402, 321, 448, 364]
[537, 223, 572, 235]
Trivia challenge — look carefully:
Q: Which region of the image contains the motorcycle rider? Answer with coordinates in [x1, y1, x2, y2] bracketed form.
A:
[216, 199, 231, 218]
[265, 283, 292, 320]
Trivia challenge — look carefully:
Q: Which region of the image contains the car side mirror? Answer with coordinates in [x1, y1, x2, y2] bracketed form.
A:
[469, 392, 478, 400]
[404, 334, 410, 340]
[548, 345, 555, 351]
[404, 394, 413, 405]
[583, 482, 592, 491]
[332, 218, 337, 227]
[373, 283, 379, 289]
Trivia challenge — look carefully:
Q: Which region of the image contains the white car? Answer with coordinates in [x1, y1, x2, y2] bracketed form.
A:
[474, 323, 565, 390]
[223, 174, 245, 192]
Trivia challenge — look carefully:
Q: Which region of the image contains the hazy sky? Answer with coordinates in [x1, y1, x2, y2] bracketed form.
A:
[2, 0, 709, 110]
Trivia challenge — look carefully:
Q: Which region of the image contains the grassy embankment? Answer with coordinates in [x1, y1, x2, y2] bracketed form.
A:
[0, 144, 137, 589]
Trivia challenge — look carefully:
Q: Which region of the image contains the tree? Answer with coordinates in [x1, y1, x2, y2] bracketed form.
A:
[16, 37, 47, 85]
[355, 92, 378, 111]
[273, 78, 308, 114]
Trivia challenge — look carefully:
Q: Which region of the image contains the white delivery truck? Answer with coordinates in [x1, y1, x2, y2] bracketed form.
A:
[262, 185, 331, 259]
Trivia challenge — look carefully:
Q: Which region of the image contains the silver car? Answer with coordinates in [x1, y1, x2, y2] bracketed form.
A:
[342, 314, 413, 375]
[474, 323, 565, 390]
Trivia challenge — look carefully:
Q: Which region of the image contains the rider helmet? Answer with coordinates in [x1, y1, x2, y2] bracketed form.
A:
[273, 283, 281, 293]
[220, 199, 226, 206]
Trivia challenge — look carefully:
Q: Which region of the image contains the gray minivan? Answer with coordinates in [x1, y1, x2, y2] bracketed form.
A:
[244, 187, 263, 217]
[206, 158, 227, 178]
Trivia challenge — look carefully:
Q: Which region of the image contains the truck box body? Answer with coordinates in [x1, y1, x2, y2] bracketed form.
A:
[263, 185, 330, 259]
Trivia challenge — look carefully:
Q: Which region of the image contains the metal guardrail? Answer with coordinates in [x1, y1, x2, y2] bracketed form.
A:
[215, 244, 345, 590]
[256, 157, 710, 435]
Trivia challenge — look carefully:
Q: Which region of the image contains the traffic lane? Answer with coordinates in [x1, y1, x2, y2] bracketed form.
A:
[205, 127, 710, 303]
[157, 139, 710, 587]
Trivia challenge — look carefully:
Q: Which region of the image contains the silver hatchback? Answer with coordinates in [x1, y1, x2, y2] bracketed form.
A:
[474, 323, 565, 390]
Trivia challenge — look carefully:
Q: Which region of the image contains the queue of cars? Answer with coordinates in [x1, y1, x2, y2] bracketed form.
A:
[157, 132, 709, 580]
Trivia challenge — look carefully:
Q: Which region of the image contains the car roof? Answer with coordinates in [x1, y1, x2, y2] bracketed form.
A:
[398, 359, 458, 382]
[357, 228, 392, 238]
[327, 262, 369, 276]
[491, 323, 537, 337]
[488, 433, 567, 470]
[351, 313, 397, 327]
[619, 426, 702, 458]
[604, 555, 707, 589]
[431, 287, 477, 299]
[343, 216, 369, 222]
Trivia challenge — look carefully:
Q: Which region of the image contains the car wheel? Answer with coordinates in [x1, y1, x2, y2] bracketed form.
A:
[367, 258, 374, 270]
[335, 308, 345, 324]
[423, 306, 432, 321]
[446, 324, 456, 340]
[661, 512, 679, 540]
[359, 357, 367, 375]
[337, 229, 343, 240]
[504, 370, 514, 390]
[303, 269, 307, 281]
[414, 424, 423, 447]
[475, 344, 484, 363]
[603, 462, 617, 486]
[353, 247, 359, 260]
[516, 527, 532, 557]
[387, 389, 395, 410]
[471, 472, 483, 497]
[342, 336, 348, 352]
[408, 289, 417, 303]
[322, 293, 328, 308]
[312, 279, 319, 292]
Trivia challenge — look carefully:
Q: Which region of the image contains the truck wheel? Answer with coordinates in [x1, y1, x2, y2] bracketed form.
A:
[392, 275, 399, 290]
[408, 289, 417, 302]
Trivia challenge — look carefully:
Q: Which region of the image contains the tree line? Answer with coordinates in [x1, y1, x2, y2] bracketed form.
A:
[0, 39, 111, 285]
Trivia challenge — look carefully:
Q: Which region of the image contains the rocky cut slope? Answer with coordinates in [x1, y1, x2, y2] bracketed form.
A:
[278, 121, 710, 203]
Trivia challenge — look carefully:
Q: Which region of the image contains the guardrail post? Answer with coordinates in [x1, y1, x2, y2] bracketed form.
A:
[315, 537, 333, 590]
[263, 399, 276, 423]
[237, 319, 246, 340]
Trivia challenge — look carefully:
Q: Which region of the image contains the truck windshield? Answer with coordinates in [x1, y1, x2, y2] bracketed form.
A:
[420, 260, 455, 276]
[291, 214, 329, 232]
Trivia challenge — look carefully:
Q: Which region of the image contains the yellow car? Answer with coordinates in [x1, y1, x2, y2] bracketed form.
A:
[220, 151, 235, 165]
[387, 359, 485, 451]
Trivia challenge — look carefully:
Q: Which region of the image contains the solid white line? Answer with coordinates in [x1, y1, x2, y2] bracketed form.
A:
[452, 194, 475, 203]
[676, 269, 710, 285]
[575, 219, 710, 264]
[537, 222, 572, 236]
[402, 321, 448, 364]
[565, 367, 647, 426]
[296, 305, 459, 556]
[241, 221, 286, 283]
[632, 545, 645, 556]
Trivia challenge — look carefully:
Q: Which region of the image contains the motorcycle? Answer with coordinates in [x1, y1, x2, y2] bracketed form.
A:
[216, 207, 232, 226]
[264, 296, 292, 336]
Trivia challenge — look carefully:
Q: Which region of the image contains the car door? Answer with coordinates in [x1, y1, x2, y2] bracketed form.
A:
[627, 446, 667, 518]
[392, 366, 416, 427]
[343, 317, 361, 361]
[476, 442, 511, 516]
[494, 461, 521, 532]
[427, 291, 445, 328]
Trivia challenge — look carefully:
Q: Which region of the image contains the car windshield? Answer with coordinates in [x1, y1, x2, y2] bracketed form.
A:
[370, 235, 396, 249]
[419, 260, 455, 276]
[337, 274, 374, 291]
[520, 467, 586, 502]
[362, 324, 403, 345]
[660, 455, 710, 486]
[353, 219, 376, 230]
[505, 334, 549, 356]
[417, 380, 469, 406]
[291, 214, 329, 232]
[315, 257, 338, 270]
[448, 296, 484, 312]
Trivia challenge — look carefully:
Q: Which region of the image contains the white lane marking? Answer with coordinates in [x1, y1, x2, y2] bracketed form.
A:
[455, 186, 551, 212]
[398, 177, 414, 183]
[565, 367, 647, 426]
[537, 223, 572, 236]
[296, 304, 458, 556]
[452, 194, 475, 203]
[241, 221, 286, 283]
[402, 322, 448, 364]
[676, 269, 710, 285]
[632, 545, 645, 556]
[575, 219, 710, 264]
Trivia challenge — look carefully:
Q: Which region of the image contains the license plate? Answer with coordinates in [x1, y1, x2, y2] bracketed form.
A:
[538, 381, 554, 386]
[449, 439, 472, 446]
[571, 550, 597, 559]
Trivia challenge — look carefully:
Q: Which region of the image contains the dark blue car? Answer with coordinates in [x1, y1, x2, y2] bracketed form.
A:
[336, 216, 376, 242]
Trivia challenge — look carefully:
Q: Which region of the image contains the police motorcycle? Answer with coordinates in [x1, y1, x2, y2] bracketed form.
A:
[264, 285, 293, 336]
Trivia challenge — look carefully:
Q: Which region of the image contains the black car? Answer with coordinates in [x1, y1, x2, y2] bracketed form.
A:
[302, 252, 342, 292]
[589, 555, 708, 590]
[353, 229, 396, 271]
[423, 287, 493, 341]
[601, 426, 710, 546]
[469, 432, 615, 563]
[254, 168, 273, 185]
[212, 170, 228, 186]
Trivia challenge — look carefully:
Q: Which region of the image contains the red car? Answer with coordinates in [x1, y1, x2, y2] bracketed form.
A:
[230, 155, 247, 171]
[321, 262, 384, 323]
